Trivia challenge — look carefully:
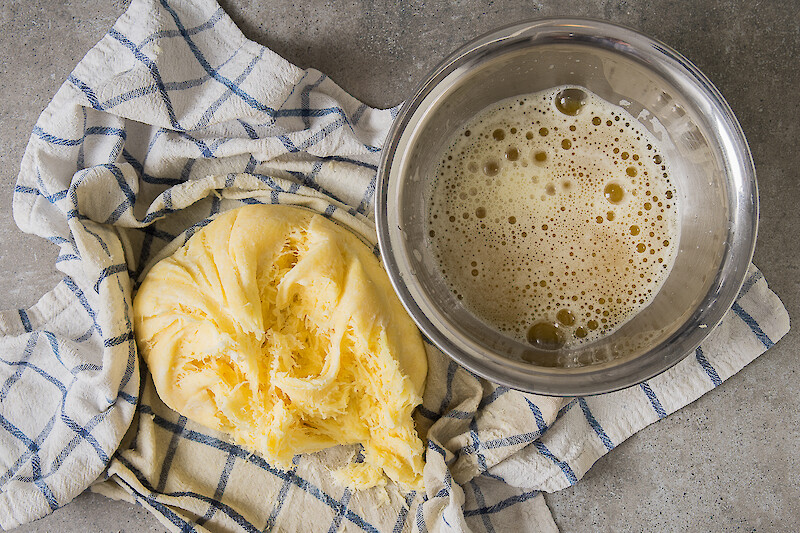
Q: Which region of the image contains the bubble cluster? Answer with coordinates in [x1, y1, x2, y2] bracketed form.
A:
[426, 86, 680, 358]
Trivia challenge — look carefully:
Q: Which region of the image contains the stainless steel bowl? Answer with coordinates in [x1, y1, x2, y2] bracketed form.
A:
[375, 19, 757, 395]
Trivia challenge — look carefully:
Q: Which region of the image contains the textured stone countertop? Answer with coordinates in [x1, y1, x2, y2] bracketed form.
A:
[1, 1, 798, 531]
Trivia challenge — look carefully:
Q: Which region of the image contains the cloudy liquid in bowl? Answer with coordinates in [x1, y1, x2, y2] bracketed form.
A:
[426, 86, 680, 354]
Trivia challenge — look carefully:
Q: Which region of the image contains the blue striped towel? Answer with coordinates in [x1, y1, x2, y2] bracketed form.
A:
[0, 0, 789, 531]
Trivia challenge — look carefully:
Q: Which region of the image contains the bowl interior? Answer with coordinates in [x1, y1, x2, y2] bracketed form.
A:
[379, 21, 756, 395]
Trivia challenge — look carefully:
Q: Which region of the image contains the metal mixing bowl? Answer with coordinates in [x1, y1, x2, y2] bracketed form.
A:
[375, 19, 757, 395]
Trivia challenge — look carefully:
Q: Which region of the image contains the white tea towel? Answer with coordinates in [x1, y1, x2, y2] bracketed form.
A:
[0, 0, 790, 531]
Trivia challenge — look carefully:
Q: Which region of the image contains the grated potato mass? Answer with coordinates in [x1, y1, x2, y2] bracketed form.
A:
[133, 205, 427, 490]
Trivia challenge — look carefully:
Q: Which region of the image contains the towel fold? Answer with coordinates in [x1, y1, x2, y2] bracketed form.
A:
[0, 0, 789, 531]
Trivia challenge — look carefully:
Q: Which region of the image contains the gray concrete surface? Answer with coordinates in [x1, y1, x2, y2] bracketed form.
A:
[1, 0, 798, 531]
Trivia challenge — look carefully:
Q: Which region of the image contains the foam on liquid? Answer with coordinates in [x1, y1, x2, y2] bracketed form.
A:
[426, 87, 680, 362]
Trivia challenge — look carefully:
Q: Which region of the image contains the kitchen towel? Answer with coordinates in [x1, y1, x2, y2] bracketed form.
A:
[0, 0, 790, 531]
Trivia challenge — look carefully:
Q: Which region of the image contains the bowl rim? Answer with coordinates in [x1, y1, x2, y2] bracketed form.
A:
[375, 17, 758, 396]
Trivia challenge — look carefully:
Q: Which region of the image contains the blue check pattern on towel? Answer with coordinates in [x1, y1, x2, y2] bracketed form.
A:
[0, 0, 790, 531]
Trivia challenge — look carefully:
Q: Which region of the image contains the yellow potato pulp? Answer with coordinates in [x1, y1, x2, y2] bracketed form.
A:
[133, 205, 427, 489]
